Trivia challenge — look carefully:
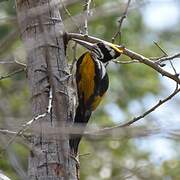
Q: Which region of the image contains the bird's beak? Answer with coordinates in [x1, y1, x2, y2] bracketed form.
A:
[108, 42, 124, 54]
[72, 38, 94, 51]
[116, 45, 125, 53]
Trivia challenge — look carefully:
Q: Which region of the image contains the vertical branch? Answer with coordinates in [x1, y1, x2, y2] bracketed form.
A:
[112, 0, 131, 43]
[153, 41, 178, 74]
[70, 42, 78, 72]
[83, 0, 92, 35]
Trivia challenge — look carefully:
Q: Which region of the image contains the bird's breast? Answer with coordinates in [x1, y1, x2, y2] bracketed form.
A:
[78, 53, 95, 103]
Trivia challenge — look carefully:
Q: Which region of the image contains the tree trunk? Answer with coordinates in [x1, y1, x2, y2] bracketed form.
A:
[15, 0, 78, 179]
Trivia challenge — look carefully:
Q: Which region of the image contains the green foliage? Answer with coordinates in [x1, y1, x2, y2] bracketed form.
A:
[0, 0, 16, 15]
[0, 25, 12, 40]
[0, 149, 19, 180]
[13, 143, 28, 169]
[162, 160, 180, 180]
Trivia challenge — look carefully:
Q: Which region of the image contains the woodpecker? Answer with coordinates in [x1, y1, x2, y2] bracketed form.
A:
[69, 39, 124, 155]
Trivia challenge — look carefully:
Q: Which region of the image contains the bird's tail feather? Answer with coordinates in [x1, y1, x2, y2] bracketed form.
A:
[69, 105, 91, 155]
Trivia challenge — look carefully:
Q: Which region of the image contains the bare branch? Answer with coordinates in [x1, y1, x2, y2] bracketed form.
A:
[0, 56, 26, 67]
[83, 0, 92, 35]
[153, 43, 178, 75]
[103, 84, 179, 130]
[155, 53, 180, 63]
[0, 129, 19, 137]
[112, 0, 131, 43]
[67, 33, 180, 84]
[63, 1, 145, 32]
[20, 122, 160, 140]
[0, 68, 25, 81]
[113, 59, 138, 64]
[5, 113, 47, 149]
[0, 61, 15, 65]
[153, 41, 168, 56]
[5, 87, 53, 148]
[2, 123, 180, 142]
[14, 60, 27, 67]
[169, 60, 177, 75]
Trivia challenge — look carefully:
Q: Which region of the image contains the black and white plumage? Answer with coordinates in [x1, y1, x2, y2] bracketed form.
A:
[69, 40, 124, 155]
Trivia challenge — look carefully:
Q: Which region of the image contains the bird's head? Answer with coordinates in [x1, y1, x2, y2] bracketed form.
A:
[72, 38, 124, 63]
[93, 42, 124, 62]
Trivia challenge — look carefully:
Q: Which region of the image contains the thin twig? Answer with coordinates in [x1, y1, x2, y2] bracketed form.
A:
[151, 41, 168, 65]
[155, 53, 180, 63]
[153, 41, 168, 56]
[2, 124, 180, 142]
[0, 68, 25, 81]
[0, 61, 15, 64]
[20, 122, 160, 140]
[5, 113, 47, 149]
[0, 57, 26, 67]
[83, 0, 92, 35]
[112, 0, 131, 43]
[169, 60, 177, 75]
[0, 129, 19, 136]
[79, 153, 91, 157]
[14, 60, 26, 67]
[0, 129, 31, 141]
[153, 42, 178, 75]
[113, 59, 138, 64]
[5, 87, 53, 148]
[102, 84, 179, 131]
[61, 0, 81, 33]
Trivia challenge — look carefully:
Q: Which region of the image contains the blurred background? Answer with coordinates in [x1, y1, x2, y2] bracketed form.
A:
[0, 0, 180, 179]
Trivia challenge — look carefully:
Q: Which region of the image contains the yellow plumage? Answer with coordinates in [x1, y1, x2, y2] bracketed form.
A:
[78, 52, 95, 104]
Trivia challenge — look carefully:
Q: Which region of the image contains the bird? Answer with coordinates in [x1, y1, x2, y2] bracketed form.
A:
[69, 39, 124, 155]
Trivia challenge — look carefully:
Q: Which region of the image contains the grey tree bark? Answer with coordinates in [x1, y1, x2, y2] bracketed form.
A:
[15, 0, 78, 179]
